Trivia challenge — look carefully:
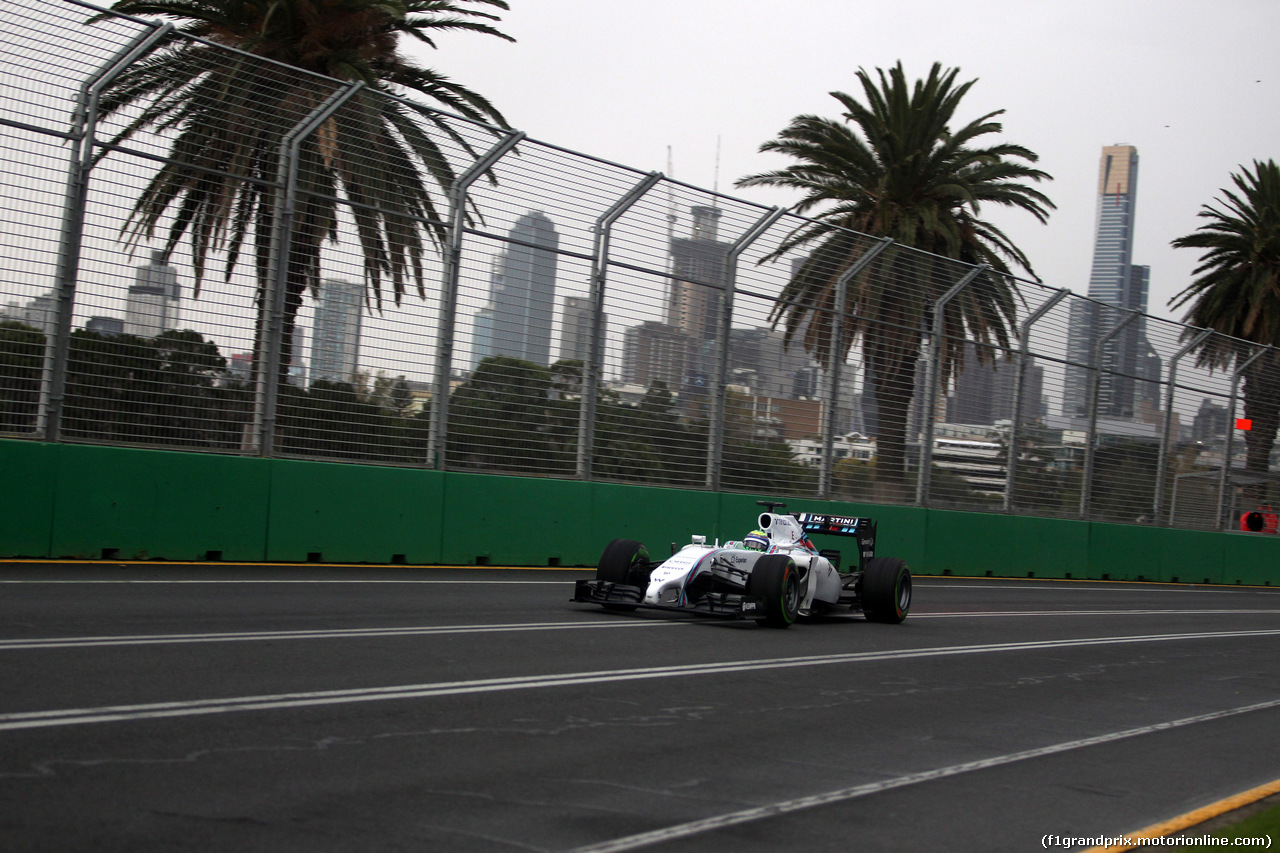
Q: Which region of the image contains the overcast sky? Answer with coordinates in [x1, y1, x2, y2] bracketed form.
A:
[417, 0, 1280, 323]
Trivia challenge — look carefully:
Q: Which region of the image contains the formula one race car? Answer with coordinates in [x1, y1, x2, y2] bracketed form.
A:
[573, 501, 911, 628]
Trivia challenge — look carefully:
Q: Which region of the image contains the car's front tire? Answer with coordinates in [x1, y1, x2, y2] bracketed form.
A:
[596, 538, 650, 611]
[860, 557, 911, 623]
[748, 554, 800, 628]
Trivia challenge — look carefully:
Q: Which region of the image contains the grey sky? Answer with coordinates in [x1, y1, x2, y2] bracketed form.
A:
[420, 0, 1280, 322]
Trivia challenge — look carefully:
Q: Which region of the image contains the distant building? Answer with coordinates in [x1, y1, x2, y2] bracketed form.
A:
[288, 325, 308, 387]
[125, 250, 181, 338]
[1192, 398, 1229, 445]
[1062, 145, 1162, 420]
[559, 295, 598, 364]
[947, 343, 1045, 426]
[311, 278, 362, 383]
[725, 327, 817, 401]
[84, 316, 124, 336]
[474, 211, 559, 367]
[734, 395, 823, 442]
[666, 206, 729, 346]
[228, 353, 253, 383]
[621, 321, 692, 390]
[1, 292, 57, 336]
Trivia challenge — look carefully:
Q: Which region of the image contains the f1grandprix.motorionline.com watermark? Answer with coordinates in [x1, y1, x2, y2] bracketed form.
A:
[1042, 834, 1272, 848]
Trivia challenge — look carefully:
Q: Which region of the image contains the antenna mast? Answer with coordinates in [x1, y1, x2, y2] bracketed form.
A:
[713, 135, 721, 195]
[666, 145, 676, 243]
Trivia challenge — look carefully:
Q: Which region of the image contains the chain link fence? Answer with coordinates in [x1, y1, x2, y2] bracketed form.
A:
[2, 0, 1276, 531]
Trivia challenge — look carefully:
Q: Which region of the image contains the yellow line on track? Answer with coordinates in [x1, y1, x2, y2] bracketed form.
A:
[2, 562, 1275, 587]
[1083, 778, 1280, 852]
[0, 559, 585, 571]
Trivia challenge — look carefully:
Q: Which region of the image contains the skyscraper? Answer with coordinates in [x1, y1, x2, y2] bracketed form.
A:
[666, 206, 729, 343]
[559, 295, 601, 364]
[311, 278, 362, 383]
[1062, 145, 1161, 420]
[473, 211, 559, 367]
[124, 250, 181, 338]
[663, 205, 733, 399]
[948, 343, 1045, 426]
[621, 320, 692, 390]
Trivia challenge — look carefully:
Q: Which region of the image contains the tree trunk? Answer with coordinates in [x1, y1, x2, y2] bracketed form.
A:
[868, 341, 921, 501]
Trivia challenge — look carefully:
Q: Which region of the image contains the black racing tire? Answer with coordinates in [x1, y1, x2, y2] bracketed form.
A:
[596, 538, 650, 611]
[860, 556, 912, 624]
[747, 554, 800, 628]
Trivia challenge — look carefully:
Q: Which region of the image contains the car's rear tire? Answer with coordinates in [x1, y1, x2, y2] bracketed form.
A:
[596, 538, 650, 611]
[861, 557, 911, 623]
[748, 554, 800, 628]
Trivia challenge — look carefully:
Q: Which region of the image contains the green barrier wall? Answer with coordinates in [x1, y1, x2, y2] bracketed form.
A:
[2, 439, 1277, 585]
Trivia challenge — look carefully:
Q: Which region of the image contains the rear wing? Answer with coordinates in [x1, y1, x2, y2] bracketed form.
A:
[793, 513, 877, 571]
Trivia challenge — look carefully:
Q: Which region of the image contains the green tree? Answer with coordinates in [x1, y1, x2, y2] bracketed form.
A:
[152, 328, 231, 445]
[447, 355, 565, 473]
[91, 0, 514, 383]
[736, 62, 1053, 494]
[1005, 423, 1074, 515]
[595, 383, 703, 486]
[388, 375, 414, 416]
[58, 328, 246, 446]
[1170, 160, 1280, 489]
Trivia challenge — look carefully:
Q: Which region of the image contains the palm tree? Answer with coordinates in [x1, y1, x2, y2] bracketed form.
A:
[736, 62, 1053, 492]
[1170, 160, 1280, 491]
[90, 0, 514, 384]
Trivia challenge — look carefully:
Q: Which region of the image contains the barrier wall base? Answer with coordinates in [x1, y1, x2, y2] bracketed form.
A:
[2, 440, 1276, 585]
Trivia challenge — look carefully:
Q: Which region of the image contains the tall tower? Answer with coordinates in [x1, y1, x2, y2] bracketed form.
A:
[666, 206, 728, 342]
[311, 278, 362, 383]
[125, 250, 181, 338]
[475, 211, 559, 366]
[666, 206, 730, 395]
[1062, 145, 1159, 420]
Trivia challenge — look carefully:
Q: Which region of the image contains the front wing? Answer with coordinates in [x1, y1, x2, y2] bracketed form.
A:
[572, 579, 767, 619]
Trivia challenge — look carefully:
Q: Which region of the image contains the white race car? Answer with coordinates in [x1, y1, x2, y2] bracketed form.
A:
[573, 501, 911, 628]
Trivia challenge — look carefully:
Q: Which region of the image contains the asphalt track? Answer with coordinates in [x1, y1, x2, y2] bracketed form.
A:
[2, 562, 1279, 852]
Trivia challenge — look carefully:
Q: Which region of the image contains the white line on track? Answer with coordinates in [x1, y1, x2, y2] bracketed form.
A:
[569, 697, 1280, 853]
[2, 628, 1279, 732]
[924, 582, 1280, 594]
[0, 620, 674, 650]
[911, 608, 1280, 618]
[5, 610, 1279, 651]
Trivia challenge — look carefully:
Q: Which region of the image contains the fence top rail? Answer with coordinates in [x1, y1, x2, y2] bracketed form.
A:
[30, 1, 1276, 363]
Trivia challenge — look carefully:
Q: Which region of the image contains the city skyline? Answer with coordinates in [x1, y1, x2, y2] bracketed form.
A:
[422, 0, 1280, 330]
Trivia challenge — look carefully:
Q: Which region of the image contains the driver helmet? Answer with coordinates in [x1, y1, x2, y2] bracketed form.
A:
[743, 530, 770, 552]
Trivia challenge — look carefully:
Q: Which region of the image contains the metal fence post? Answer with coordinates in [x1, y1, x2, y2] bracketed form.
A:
[819, 236, 893, 499]
[706, 207, 783, 491]
[1004, 288, 1069, 512]
[1153, 328, 1214, 525]
[251, 80, 365, 456]
[1213, 343, 1264, 525]
[427, 130, 526, 470]
[576, 172, 662, 480]
[40, 21, 173, 442]
[915, 265, 987, 507]
[1079, 309, 1139, 520]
